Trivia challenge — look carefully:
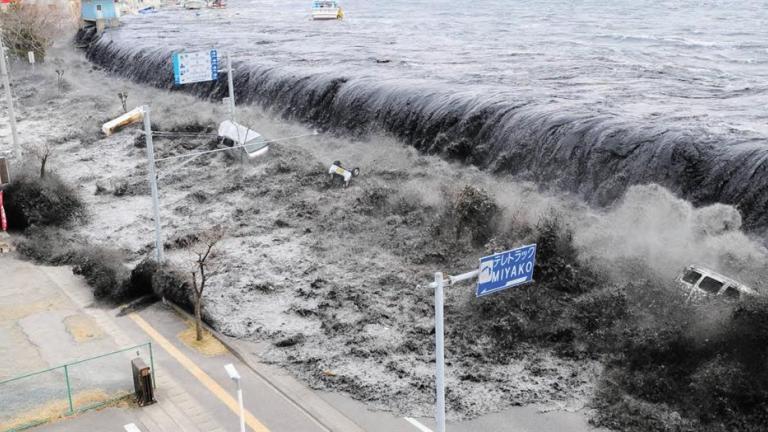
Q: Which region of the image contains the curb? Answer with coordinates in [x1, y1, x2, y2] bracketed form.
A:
[165, 301, 365, 432]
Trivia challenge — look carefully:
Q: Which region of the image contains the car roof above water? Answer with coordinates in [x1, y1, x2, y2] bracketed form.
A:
[681, 265, 758, 296]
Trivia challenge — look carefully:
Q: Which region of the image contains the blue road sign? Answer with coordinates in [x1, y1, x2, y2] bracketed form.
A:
[476, 244, 536, 297]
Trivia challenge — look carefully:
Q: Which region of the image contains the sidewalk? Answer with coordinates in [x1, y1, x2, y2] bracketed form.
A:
[29, 262, 227, 432]
[4, 254, 360, 432]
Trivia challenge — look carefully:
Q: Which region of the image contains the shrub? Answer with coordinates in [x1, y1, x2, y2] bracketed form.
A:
[1, 4, 72, 62]
[571, 286, 628, 333]
[453, 185, 499, 245]
[15, 229, 157, 304]
[71, 248, 133, 301]
[534, 213, 599, 293]
[13, 226, 77, 264]
[130, 258, 193, 310]
[3, 172, 84, 230]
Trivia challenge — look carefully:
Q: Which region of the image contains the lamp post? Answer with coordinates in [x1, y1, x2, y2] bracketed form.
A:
[224, 363, 245, 432]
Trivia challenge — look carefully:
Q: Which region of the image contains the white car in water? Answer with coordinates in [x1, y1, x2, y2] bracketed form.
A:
[678, 265, 758, 302]
[312, 0, 343, 20]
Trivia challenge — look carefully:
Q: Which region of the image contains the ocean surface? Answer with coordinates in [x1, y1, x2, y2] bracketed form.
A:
[110, 0, 768, 134]
[87, 0, 768, 229]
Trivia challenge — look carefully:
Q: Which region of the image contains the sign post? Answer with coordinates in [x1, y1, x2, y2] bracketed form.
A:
[172, 49, 235, 121]
[427, 243, 537, 432]
[433, 272, 446, 432]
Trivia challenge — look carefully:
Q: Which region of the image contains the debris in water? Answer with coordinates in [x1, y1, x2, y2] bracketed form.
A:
[328, 160, 360, 188]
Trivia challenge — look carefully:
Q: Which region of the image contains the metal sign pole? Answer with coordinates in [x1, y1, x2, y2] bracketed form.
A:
[0, 37, 21, 161]
[142, 106, 165, 262]
[434, 272, 446, 432]
[427, 244, 536, 432]
[226, 52, 236, 122]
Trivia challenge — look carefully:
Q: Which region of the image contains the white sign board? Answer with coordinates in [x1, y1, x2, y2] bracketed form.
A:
[27, 51, 35, 64]
[172, 50, 219, 85]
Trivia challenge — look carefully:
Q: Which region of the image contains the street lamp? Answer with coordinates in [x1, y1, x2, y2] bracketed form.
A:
[224, 363, 246, 432]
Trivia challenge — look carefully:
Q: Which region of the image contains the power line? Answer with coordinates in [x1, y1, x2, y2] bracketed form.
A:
[153, 132, 319, 163]
[149, 132, 220, 137]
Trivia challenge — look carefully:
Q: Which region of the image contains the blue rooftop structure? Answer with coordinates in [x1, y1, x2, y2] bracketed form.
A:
[81, 0, 120, 26]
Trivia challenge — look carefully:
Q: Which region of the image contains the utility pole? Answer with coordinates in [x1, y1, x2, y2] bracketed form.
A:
[142, 105, 165, 262]
[226, 52, 235, 122]
[0, 35, 20, 161]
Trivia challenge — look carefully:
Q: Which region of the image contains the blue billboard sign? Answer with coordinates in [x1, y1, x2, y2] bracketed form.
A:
[476, 244, 536, 297]
[172, 49, 219, 85]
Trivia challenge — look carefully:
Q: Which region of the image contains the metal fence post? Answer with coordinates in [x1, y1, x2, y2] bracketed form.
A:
[148, 342, 156, 389]
[434, 272, 446, 432]
[63, 365, 74, 414]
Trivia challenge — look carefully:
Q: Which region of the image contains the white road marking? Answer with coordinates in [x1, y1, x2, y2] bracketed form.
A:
[123, 423, 142, 432]
[404, 417, 434, 432]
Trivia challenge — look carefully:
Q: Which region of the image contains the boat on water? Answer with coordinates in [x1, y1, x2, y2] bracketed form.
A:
[312, 0, 343, 20]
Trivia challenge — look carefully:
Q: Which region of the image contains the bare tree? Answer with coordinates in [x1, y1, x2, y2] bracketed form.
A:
[190, 226, 225, 341]
[56, 69, 65, 94]
[117, 91, 129, 113]
[29, 141, 52, 179]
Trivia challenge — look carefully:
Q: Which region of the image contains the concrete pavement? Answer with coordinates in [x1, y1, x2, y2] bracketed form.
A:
[1, 254, 361, 432]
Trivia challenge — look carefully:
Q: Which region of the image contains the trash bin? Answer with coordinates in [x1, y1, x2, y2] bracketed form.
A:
[131, 358, 155, 406]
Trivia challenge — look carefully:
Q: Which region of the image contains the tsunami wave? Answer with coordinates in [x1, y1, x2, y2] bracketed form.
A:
[77, 29, 768, 233]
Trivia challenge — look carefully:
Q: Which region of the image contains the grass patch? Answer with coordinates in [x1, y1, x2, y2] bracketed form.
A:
[63, 314, 104, 343]
[0, 390, 133, 431]
[177, 320, 228, 357]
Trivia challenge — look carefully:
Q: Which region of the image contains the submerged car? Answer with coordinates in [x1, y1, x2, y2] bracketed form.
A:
[677, 265, 758, 301]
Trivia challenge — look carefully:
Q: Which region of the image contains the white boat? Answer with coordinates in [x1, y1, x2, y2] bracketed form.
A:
[312, 0, 343, 20]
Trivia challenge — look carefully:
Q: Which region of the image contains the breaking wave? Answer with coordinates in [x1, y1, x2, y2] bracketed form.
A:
[77, 27, 768, 233]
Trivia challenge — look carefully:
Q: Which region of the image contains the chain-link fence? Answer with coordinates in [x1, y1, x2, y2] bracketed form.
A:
[0, 342, 154, 432]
